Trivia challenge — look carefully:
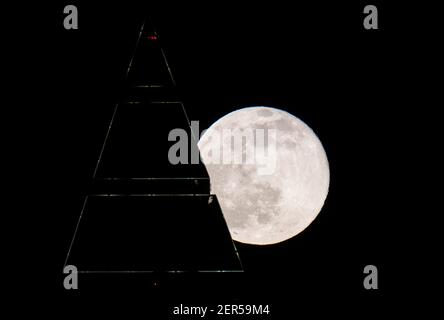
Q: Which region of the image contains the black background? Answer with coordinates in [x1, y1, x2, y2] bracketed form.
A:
[45, 0, 438, 317]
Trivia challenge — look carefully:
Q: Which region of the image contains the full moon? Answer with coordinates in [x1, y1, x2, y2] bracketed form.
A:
[198, 106, 330, 245]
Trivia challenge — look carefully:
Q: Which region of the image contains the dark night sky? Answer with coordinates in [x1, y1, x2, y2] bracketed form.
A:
[47, 1, 438, 317]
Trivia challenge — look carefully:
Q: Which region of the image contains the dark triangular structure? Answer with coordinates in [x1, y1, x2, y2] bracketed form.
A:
[65, 18, 242, 276]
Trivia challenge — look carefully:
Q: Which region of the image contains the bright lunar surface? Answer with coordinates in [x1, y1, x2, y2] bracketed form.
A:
[198, 107, 330, 245]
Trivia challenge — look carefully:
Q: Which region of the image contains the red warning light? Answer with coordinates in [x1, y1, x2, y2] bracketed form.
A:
[147, 35, 158, 41]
